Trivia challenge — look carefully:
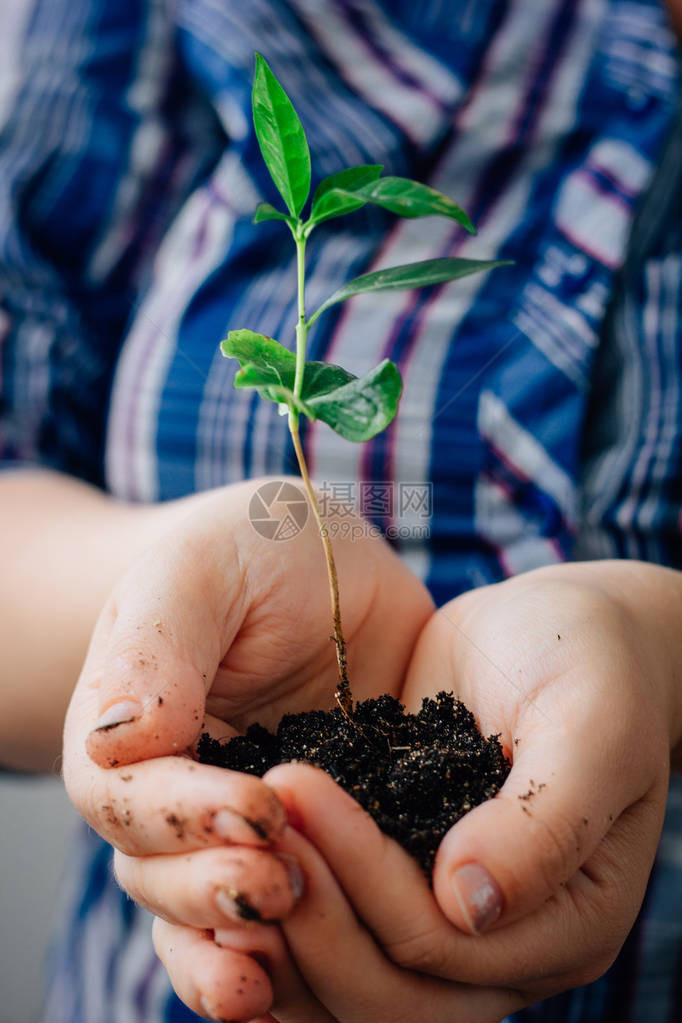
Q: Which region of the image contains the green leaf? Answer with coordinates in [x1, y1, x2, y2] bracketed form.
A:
[239, 374, 313, 420]
[221, 329, 401, 441]
[300, 362, 355, 399]
[233, 360, 357, 402]
[222, 330, 297, 408]
[231, 365, 305, 412]
[336, 177, 475, 233]
[313, 165, 383, 205]
[309, 257, 514, 325]
[309, 165, 383, 226]
[222, 330, 354, 406]
[252, 53, 311, 218]
[307, 359, 402, 442]
[253, 202, 296, 227]
[221, 329, 295, 384]
[222, 330, 353, 392]
[233, 363, 288, 393]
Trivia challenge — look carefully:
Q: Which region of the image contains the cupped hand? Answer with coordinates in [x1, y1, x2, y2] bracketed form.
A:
[72, 478, 432, 768]
[174, 559, 681, 1020]
[62, 477, 433, 1021]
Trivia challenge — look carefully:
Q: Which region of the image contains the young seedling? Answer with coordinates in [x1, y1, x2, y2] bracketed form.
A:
[221, 53, 510, 716]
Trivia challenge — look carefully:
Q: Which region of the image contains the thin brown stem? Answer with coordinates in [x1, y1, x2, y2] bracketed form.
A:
[289, 422, 352, 716]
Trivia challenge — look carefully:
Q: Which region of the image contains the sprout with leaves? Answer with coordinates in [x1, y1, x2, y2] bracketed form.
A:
[221, 53, 511, 715]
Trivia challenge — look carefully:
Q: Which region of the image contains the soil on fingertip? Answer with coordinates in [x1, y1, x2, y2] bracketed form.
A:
[197, 692, 510, 876]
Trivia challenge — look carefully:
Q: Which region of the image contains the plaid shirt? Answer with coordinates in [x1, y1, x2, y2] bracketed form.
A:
[0, 1, 680, 1020]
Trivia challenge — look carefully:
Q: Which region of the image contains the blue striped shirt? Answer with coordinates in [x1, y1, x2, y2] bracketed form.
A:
[0, 1, 681, 1020]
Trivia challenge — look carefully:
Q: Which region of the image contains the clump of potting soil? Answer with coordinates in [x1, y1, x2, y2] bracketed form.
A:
[198, 691, 510, 875]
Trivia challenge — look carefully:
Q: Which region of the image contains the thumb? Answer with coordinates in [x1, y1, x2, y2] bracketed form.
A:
[82, 539, 245, 769]
[432, 729, 641, 935]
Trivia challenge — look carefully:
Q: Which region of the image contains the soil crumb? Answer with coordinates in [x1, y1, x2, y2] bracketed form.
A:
[198, 691, 510, 875]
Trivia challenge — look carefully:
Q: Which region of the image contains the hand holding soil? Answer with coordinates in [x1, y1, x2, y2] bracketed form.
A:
[124, 559, 682, 1021]
[63, 488, 682, 1023]
[62, 476, 432, 1018]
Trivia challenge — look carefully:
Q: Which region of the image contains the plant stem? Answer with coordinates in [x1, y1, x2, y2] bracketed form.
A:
[293, 235, 307, 404]
[289, 230, 352, 715]
[289, 423, 352, 715]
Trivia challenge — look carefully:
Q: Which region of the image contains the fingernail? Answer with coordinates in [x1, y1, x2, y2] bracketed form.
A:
[92, 700, 143, 733]
[212, 807, 270, 844]
[214, 885, 263, 922]
[276, 852, 305, 900]
[451, 862, 503, 934]
[199, 995, 220, 1021]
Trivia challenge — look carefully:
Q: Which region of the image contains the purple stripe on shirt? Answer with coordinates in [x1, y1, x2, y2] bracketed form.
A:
[364, 0, 581, 526]
[338, 0, 452, 112]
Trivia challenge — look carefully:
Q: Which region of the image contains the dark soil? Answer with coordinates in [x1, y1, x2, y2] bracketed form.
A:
[198, 692, 510, 876]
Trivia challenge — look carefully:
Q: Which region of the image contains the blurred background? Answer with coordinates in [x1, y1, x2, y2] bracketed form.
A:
[0, 4, 79, 1021]
[0, 774, 78, 1023]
